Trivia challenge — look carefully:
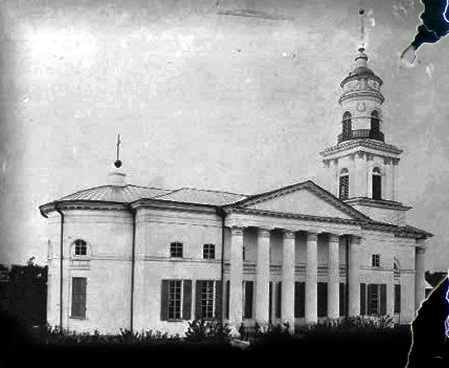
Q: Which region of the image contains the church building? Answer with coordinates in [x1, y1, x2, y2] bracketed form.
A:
[39, 45, 432, 336]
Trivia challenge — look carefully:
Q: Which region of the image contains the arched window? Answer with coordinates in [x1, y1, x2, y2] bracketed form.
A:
[74, 239, 87, 256]
[372, 167, 382, 200]
[339, 168, 349, 200]
[370, 110, 380, 138]
[342, 112, 352, 140]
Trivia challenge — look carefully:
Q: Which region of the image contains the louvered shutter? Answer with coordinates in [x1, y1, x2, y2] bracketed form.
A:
[182, 280, 192, 320]
[360, 283, 366, 316]
[215, 281, 222, 319]
[160, 280, 169, 321]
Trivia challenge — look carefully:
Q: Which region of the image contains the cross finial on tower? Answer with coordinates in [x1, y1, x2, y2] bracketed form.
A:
[114, 134, 122, 168]
[359, 8, 366, 50]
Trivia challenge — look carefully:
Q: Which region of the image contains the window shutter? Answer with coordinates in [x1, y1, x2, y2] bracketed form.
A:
[194, 280, 202, 319]
[182, 280, 192, 320]
[276, 281, 282, 318]
[367, 284, 374, 315]
[380, 284, 387, 315]
[225, 280, 230, 320]
[269, 282, 273, 323]
[339, 283, 346, 316]
[215, 281, 222, 319]
[360, 283, 366, 316]
[394, 284, 401, 314]
[160, 280, 169, 321]
[318, 282, 328, 318]
[244, 281, 253, 319]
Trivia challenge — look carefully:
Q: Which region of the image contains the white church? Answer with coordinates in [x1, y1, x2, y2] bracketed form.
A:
[39, 45, 432, 336]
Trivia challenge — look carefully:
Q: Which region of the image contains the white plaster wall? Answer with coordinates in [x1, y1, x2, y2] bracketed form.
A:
[133, 206, 223, 336]
[45, 209, 134, 334]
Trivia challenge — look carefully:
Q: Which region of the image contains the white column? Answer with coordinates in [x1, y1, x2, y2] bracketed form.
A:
[255, 228, 270, 326]
[281, 230, 296, 330]
[348, 236, 361, 317]
[391, 159, 398, 201]
[305, 232, 318, 324]
[328, 234, 340, 319]
[415, 246, 426, 312]
[229, 226, 244, 327]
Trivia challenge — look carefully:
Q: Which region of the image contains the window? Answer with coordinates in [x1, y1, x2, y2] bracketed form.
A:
[393, 260, 400, 277]
[160, 279, 192, 321]
[370, 110, 380, 137]
[168, 280, 182, 319]
[242, 246, 246, 261]
[294, 282, 305, 318]
[368, 284, 379, 315]
[74, 239, 87, 256]
[201, 281, 215, 318]
[318, 282, 328, 318]
[243, 281, 254, 319]
[372, 167, 382, 200]
[203, 244, 215, 260]
[170, 242, 183, 258]
[342, 112, 352, 140]
[394, 284, 401, 314]
[339, 169, 349, 200]
[372, 254, 381, 268]
[340, 283, 348, 317]
[361, 283, 387, 316]
[71, 277, 87, 318]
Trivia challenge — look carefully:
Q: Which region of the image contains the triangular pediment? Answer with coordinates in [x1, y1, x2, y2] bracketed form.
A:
[234, 181, 370, 221]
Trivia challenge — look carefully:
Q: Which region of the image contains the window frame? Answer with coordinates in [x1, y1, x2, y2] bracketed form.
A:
[200, 280, 216, 319]
[70, 277, 87, 319]
[170, 242, 183, 258]
[342, 111, 352, 140]
[372, 167, 382, 200]
[168, 280, 183, 320]
[202, 243, 215, 260]
[339, 169, 349, 200]
[73, 239, 87, 257]
[371, 254, 381, 268]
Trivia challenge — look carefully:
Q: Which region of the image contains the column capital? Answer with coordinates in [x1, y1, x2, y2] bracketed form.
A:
[351, 235, 362, 245]
[306, 232, 319, 241]
[257, 228, 271, 238]
[230, 226, 244, 236]
[416, 246, 426, 255]
[328, 234, 340, 243]
[283, 229, 295, 239]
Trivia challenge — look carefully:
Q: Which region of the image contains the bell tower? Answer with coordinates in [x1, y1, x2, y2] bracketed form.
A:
[320, 42, 411, 226]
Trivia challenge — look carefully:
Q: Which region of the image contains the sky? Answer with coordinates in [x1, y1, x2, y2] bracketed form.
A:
[0, 0, 448, 272]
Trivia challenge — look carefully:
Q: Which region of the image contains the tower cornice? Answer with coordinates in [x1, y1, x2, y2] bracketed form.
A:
[320, 139, 403, 161]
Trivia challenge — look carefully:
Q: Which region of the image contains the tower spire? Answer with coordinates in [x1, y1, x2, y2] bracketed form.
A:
[359, 8, 366, 51]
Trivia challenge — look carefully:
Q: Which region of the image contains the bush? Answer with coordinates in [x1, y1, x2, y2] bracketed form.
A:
[184, 318, 232, 344]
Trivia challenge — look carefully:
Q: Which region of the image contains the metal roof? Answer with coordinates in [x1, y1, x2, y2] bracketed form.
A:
[59, 185, 172, 203]
[154, 188, 248, 206]
[57, 185, 248, 206]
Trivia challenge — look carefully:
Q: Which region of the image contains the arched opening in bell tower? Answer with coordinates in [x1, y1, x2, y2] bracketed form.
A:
[339, 168, 349, 200]
[342, 112, 352, 141]
[370, 110, 380, 140]
[372, 167, 382, 200]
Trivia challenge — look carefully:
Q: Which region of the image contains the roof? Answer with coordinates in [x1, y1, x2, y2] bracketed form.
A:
[59, 185, 172, 203]
[227, 180, 372, 222]
[51, 184, 248, 207]
[39, 179, 433, 239]
[154, 188, 248, 206]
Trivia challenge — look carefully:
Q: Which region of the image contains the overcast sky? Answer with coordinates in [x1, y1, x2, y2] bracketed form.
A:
[0, 0, 448, 272]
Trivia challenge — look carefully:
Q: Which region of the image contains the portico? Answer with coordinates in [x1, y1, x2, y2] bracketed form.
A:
[224, 204, 364, 330]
